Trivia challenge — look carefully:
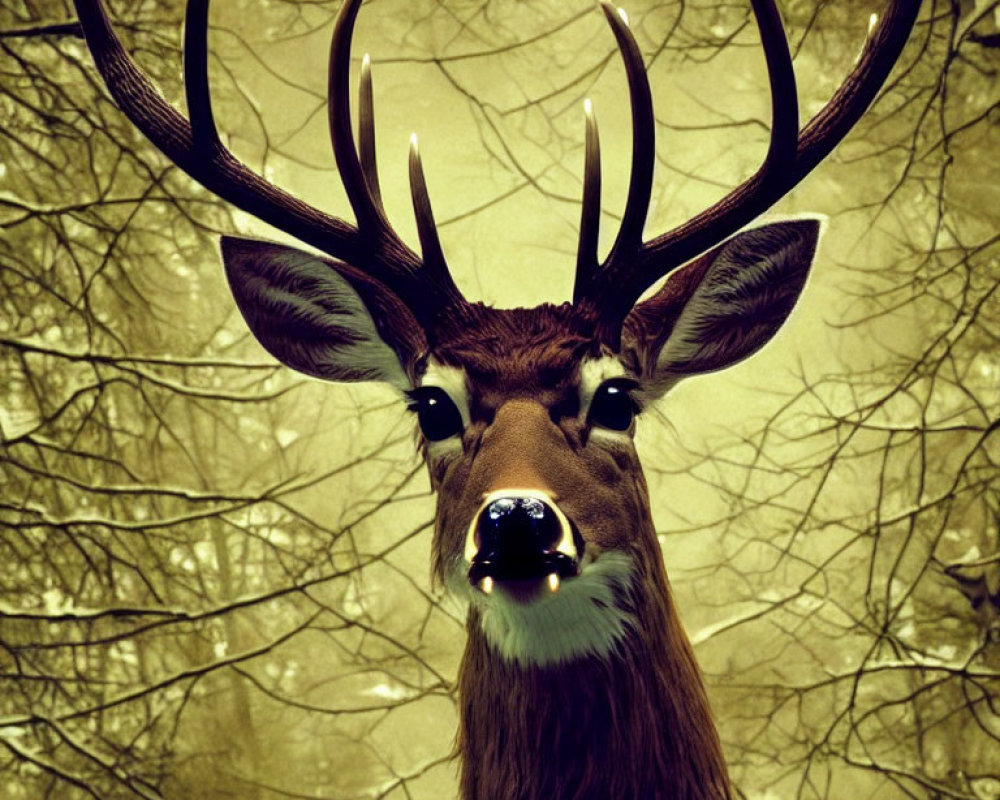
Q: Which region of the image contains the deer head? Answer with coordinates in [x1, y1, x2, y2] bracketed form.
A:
[73, 0, 919, 797]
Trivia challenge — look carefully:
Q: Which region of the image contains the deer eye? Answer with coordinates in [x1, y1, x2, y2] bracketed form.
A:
[588, 380, 639, 432]
[406, 387, 464, 441]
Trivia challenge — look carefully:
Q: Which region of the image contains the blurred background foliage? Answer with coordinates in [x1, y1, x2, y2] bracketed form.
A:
[0, 0, 997, 798]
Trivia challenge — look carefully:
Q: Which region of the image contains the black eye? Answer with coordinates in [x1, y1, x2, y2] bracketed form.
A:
[588, 380, 638, 431]
[406, 387, 464, 441]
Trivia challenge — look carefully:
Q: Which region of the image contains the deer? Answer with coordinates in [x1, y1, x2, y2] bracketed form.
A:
[71, 0, 919, 797]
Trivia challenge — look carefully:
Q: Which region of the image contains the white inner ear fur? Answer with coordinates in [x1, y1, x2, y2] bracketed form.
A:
[233, 244, 414, 389]
[316, 284, 411, 389]
[654, 216, 825, 377]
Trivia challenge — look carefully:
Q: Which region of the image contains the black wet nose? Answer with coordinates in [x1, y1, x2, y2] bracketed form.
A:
[477, 497, 560, 558]
[469, 497, 576, 584]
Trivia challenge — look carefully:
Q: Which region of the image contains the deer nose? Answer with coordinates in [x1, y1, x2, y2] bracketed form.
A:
[468, 495, 579, 587]
[478, 497, 560, 558]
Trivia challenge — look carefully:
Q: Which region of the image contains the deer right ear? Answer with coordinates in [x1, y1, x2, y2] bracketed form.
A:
[621, 219, 822, 395]
[220, 236, 426, 389]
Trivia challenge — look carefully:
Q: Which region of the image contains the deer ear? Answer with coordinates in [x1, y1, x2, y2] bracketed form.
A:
[220, 236, 426, 389]
[621, 218, 821, 394]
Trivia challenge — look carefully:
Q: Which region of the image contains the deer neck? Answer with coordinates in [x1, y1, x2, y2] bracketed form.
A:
[456, 545, 732, 800]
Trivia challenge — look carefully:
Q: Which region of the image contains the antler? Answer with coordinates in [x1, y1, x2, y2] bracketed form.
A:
[72, 0, 465, 332]
[575, 0, 921, 347]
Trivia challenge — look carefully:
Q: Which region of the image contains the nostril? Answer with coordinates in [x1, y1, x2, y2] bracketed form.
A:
[477, 497, 562, 558]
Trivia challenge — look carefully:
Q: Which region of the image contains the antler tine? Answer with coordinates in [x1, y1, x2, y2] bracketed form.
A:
[183, 0, 219, 155]
[409, 134, 450, 283]
[750, 0, 798, 175]
[333, 3, 462, 320]
[795, 2, 917, 174]
[328, 0, 463, 320]
[328, 0, 393, 239]
[577, 1, 655, 309]
[358, 53, 383, 212]
[576, 0, 919, 347]
[574, 98, 602, 303]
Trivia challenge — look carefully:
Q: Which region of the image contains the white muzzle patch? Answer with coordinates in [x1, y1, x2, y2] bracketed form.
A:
[457, 549, 637, 667]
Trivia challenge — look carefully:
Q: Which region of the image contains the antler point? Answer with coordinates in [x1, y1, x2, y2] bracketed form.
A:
[867, 13, 878, 37]
[597, 0, 617, 18]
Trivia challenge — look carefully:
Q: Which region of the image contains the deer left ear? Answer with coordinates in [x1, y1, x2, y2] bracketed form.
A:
[220, 236, 427, 389]
[621, 218, 822, 394]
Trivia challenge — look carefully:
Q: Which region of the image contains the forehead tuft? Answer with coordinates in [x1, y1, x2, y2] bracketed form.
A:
[429, 303, 604, 387]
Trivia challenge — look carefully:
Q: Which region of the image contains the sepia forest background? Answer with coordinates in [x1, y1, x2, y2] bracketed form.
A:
[1, 0, 998, 798]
